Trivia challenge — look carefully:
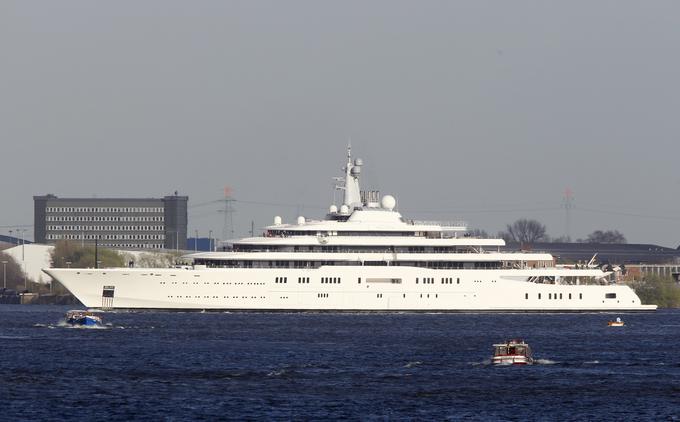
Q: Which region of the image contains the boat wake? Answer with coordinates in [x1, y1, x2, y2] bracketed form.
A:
[266, 368, 298, 378]
[404, 361, 423, 368]
[33, 322, 107, 329]
[33, 321, 126, 330]
[471, 358, 557, 366]
[56, 320, 109, 329]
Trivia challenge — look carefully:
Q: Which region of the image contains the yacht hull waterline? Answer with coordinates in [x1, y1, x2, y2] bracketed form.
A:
[43, 148, 656, 312]
[44, 267, 654, 311]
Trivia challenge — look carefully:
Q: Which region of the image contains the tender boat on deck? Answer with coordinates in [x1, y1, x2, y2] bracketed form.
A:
[492, 339, 533, 365]
[65, 310, 103, 327]
[608, 317, 625, 327]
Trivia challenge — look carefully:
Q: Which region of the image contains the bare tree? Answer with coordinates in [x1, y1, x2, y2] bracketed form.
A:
[503, 219, 548, 243]
[466, 228, 489, 238]
[584, 230, 627, 244]
[549, 235, 571, 243]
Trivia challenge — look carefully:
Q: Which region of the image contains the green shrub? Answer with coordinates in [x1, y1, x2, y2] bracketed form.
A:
[632, 274, 680, 308]
[50, 240, 124, 269]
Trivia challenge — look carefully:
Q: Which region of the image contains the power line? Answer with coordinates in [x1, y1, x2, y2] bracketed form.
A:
[577, 207, 680, 222]
[187, 211, 220, 220]
[191, 194, 680, 224]
[235, 199, 326, 210]
[190, 197, 327, 211]
[188, 200, 220, 209]
[402, 207, 562, 215]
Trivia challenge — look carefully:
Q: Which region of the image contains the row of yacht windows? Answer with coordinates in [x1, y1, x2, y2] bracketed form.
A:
[236, 245, 486, 254]
[47, 225, 164, 232]
[164, 290, 618, 303]
[527, 293, 584, 300]
[321, 277, 341, 284]
[47, 215, 164, 222]
[266, 230, 419, 237]
[417, 277, 435, 284]
[47, 233, 165, 241]
[165, 292, 450, 300]
[194, 259, 504, 269]
[46, 206, 163, 213]
[169, 276, 474, 286]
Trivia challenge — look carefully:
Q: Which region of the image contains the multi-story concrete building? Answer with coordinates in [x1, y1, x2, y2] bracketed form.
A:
[33, 194, 188, 250]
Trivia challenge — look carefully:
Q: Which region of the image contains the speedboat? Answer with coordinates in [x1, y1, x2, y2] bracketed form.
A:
[492, 339, 533, 365]
[65, 310, 103, 327]
[608, 317, 625, 327]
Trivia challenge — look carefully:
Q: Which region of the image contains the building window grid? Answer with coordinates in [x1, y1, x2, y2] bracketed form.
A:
[46, 225, 165, 233]
[43, 204, 170, 249]
[47, 206, 164, 213]
[45, 215, 164, 223]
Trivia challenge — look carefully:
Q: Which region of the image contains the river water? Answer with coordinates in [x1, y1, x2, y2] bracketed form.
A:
[1, 305, 679, 420]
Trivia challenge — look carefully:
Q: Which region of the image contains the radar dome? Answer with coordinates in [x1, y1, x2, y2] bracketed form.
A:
[297, 216, 306, 225]
[329, 205, 338, 213]
[274, 216, 282, 225]
[354, 158, 363, 166]
[381, 195, 396, 211]
[351, 166, 361, 175]
[340, 204, 350, 214]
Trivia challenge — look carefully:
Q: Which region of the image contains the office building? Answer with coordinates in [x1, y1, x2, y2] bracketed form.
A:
[33, 194, 188, 250]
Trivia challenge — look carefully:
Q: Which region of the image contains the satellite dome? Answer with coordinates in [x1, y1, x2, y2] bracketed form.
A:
[381, 195, 396, 211]
[329, 205, 338, 213]
[274, 216, 282, 225]
[340, 204, 350, 214]
[297, 216, 306, 225]
[354, 158, 363, 166]
[351, 166, 361, 175]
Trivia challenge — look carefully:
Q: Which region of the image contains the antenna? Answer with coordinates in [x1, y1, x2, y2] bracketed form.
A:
[562, 187, 574, 242]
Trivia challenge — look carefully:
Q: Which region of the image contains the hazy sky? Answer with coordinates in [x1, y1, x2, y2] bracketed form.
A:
[2, 1, 680, 246]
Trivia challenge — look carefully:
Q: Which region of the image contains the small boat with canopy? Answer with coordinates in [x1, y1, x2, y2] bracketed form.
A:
[492, 339, 533, 365]
[65, 310, 103, 327]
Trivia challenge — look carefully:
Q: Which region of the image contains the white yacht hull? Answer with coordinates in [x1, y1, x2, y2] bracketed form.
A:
[44, 267, 656, 311]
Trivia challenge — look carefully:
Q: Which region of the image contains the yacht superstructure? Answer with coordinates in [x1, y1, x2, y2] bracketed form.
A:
[44, 148, 656, 311]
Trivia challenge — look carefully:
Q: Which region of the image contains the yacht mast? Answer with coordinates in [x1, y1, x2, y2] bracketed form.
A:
[343, 145, 362, 209]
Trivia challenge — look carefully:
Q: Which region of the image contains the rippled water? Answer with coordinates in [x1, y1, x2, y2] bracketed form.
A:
[1, 305, 679, 420]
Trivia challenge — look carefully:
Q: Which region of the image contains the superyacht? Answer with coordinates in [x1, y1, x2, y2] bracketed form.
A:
[44, 148, 655, 311]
